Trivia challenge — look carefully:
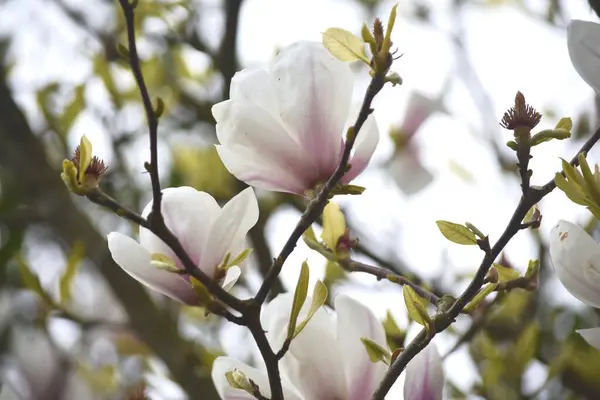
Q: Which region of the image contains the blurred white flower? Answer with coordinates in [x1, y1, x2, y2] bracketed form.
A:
[213, 41, 379, 195]
[404, 342, 444, 400]
[108, 187, 258, 305]
[549, 219, 600, 348]
[211, 293, 387, 400]
[567, 20, 600, 93]
[387, 92, 444, 195]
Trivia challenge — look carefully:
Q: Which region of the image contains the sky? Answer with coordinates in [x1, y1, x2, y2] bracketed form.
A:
[1, 0, 600, 398]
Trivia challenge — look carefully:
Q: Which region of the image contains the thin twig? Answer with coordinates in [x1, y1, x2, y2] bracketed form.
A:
[371, 125, 600, 399]
[117, 0, 162, 219]
[255, 73, 387, 305]
[339, 258, 440, 305]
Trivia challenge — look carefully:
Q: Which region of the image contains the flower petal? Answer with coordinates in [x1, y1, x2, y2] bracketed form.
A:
[549, 220, 600, 308]
[201, 188, 259, 275]
[577, 327, 600, 349]
[387, 147, 434, 195]
[272, 41, 352, 178]
[343, 113, 380, 183]
[335, 294, 387, 400]
[229, 68, 280, 115]
[211, 356, 302, 400]
[214, 100, 318, 192]
[216, 145, 310, 194]
[567, 20, 600, 93]
[107, 232, 198, 305]
[140, 187, 221, 269]
[404, 343, 444, 400]
[222, 266, 241, 292]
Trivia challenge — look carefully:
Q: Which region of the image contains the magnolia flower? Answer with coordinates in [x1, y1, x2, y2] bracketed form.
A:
[107, 187, 258, 305]
[212, 293, 388, 400]
[567, 20, 600, 93]
[549, 220, 600, 349]
[213, 41, 380, 195]
[404, 343, 444, 400]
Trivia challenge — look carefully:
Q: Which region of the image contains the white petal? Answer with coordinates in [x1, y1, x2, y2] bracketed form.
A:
[201, 188, 259, 275]
[222, 266, 241, 292]
[568, 20, 600, 93]
[387, 147, 434, 195]
[343, 112, 380, 183]
[404, 343, 444, 400]
[216, 145, 310, 194]
[335, 295, 387, 400]
[577, 327, 600, 349]
[549, 220, 600, 308]
[260, 292, 296, 350]
[229, 68, 279, 115]
[140, 187, 221, 268]
[284, 307, 348, 399]
[272, 41, 352, 178]
[214, 100, 319, 191]
[211, 356, 302, 400]
[107, 232, 198, 305]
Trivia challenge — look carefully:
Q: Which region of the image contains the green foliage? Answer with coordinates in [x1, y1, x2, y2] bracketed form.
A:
[360, 337, 391, 365]
[322, 28, 369, 63]
[288, 261, 310, 340]
[555, 154, 600, 219]
[403, 286, 432, 332]
[435, 221, 478, 245]
[59, 241, 85, 306]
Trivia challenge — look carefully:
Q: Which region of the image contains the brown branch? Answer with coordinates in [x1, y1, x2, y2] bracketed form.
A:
[372, 124, 600, 399]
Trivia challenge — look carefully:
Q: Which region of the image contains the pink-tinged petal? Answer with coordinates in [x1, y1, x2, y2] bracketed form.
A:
[222, 266, 241, 292]
[567, 20, 600, 93]
[335, 295, 387, 400]
[201, 188, 259, 275]
[577, 328, 600, 349]
[216, 145, 310, 194]
[272, 41, 352, 178]
[211, 356, 302, 400]
[285, 308, 348, 399]
[343, 113, 380, 183]
[107, 232, 198, 305]
[549, 220, 600, 308]
[229, 68, 280, 116]
[140, 187, 221, 268]
[397, 92, 445, 139]
[387, 147, 434, 196]
[214, 100, 318, 191]
[404, 343, 444, 400]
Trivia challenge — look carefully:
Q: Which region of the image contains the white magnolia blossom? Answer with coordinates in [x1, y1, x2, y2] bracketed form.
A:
[404, 343, 444, 400]
[107, 187, 258, 305]
[549, 220, 600, 349]
[567, 20, 600, 93]
[212, 293, 388, 400]
[213, 41, 380, 195]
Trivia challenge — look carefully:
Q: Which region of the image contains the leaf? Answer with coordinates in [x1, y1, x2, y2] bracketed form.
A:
[78, 135, 93, 182]
[59, 241, 85, 305]
[288, 261, 310, 340]
[513, 323, 539, 373]
[491, 263, 520, 282]
[561, 158, 584, 187]
[322, 28, 369, 63]
[464, 283, 498, 312]
[555, 117, 573, 132]
[293, 280, 328, 338]
[360, 337, 391, 365]
[435, 221, 477, 245]
[59, 84, 86, 136]
[321, 202, 346, 252]
[18, 258, 53, 305]
[227, 248, 253, 269]
[555, 173, 587, 205]
[403, 286, 430, 327]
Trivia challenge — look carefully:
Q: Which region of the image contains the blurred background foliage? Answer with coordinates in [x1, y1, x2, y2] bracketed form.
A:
[0, 0, 599, 399]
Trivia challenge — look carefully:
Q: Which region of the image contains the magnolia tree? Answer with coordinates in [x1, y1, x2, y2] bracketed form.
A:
[3, 0, 600, 399]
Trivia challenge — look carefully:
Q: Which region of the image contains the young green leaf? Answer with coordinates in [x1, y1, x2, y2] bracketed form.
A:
[322, 28, 369, 63]
[18, 258, 53, 305]
[288, 261, 310, 340]
[59, 241, 85, 305]
[293, 280, 328, 338]
[360, 337, 391, 365]
[491, 263, 520, 282]
[403, 286, 431, 327]
[435, 221, 477, 245]
[464, 283, 498, 313]
[321, 202, 346, 252]
[555, 117, 573, 132]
